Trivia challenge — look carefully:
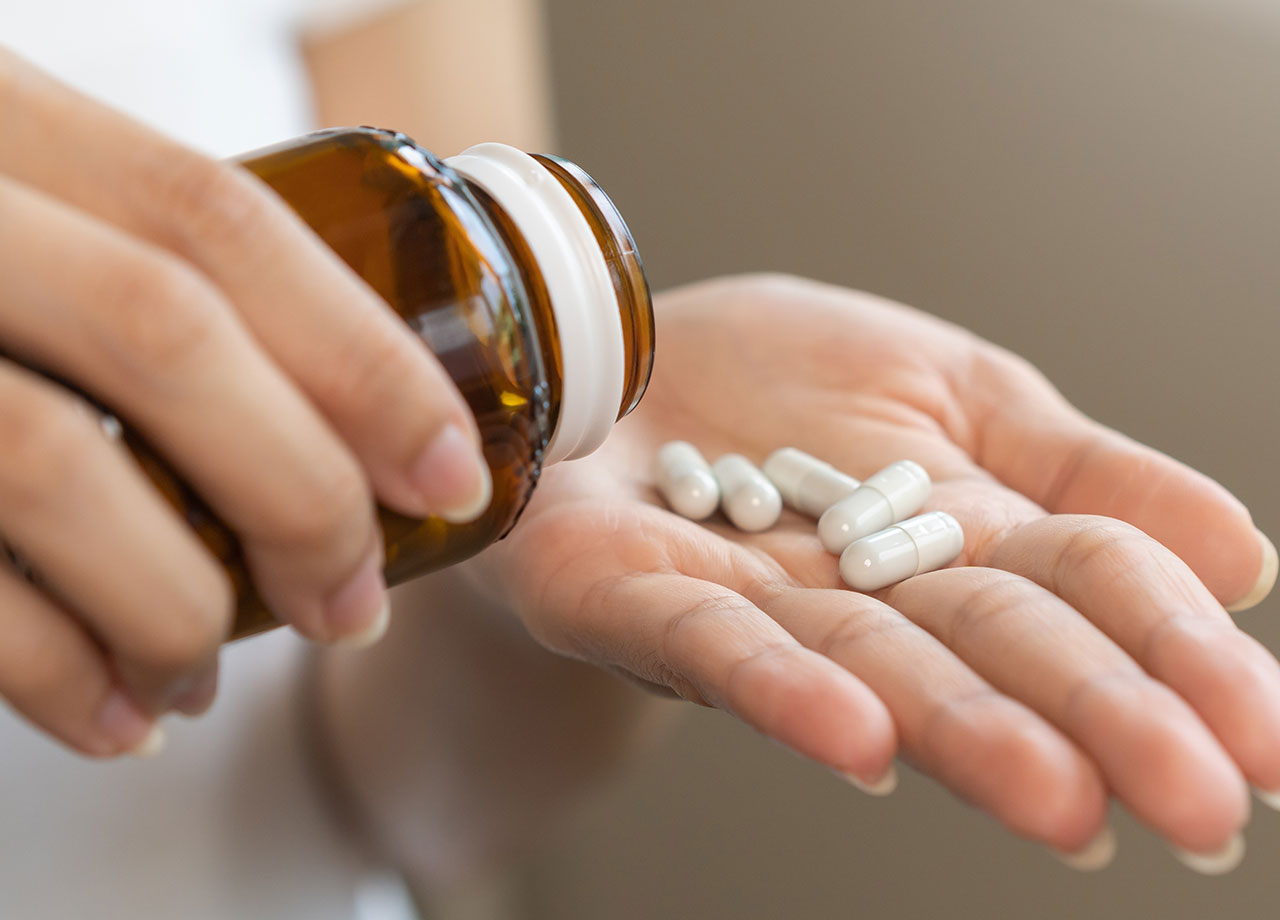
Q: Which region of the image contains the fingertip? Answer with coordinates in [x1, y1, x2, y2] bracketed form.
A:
[733, 649, 897, 783]
[127, 723, 167, 759]
[1075, 682, 1251, 853]
[171, 662, 220, 717]
[1052, 824, 1117, 872]
[1254, 786, 1280, 812]
[408, 422, 492, 524]
[1152, 752, 1251, 857]
[334, 596, 391, 650]
[1172, 833, 1246, 875]
[94, 689, 159, 757]
[1226, 530, 1278, 613]
[843, 763, 899, 797]
[1145, 618, 1280, 795]
[321, 547, 388, 645]
[946, 696, 1108, 847]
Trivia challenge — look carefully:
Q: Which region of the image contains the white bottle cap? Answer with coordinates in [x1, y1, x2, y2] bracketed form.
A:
[445, 144, 625, 464]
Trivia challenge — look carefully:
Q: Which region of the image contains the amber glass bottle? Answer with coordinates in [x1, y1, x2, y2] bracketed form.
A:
[116, 127, 654, 639]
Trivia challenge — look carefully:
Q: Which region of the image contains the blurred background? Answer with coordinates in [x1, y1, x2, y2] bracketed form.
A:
[474, 0, 1280, 916]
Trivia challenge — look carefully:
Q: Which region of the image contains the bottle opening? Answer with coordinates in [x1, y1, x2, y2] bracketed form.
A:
[529, 155, 654, 421]
[445, 144, 654, 464]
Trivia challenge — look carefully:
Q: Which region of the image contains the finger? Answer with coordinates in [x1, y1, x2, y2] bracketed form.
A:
[0, 50, 489, 521]
[511, 511, 896, 785]
[0, 357, 231, 712]
[880, 566, 1248, 854]
[715, 467, 1280, 807]
[984, 513, 1280, 802]
[0, 558, 156, 757]
[963, 346, 1270, 609]
[169, 660, 220, 717]
[760, 585, 1109, 855]
[0, 173, 385, 642]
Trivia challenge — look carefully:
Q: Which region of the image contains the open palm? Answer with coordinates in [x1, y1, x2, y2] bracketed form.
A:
[476, 274, 1280, 867]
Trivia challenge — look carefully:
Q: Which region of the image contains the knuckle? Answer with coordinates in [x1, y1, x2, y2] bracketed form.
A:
[1138, 613, 1194, 671]
[9, 628, 78, 704]
[1107, 709, 1211, 810]
[315, 312, 424, 412]
[261, 454, 370, 552]
[956, 506, 1023, 568]
[99, 255, 226, 377]
[659, 593, 742, 665]
[132, 581, 230, 673]
[983, 726, 1088, 838]
[816, 610, 910, 660]
[918, 685, 1004, 765]
[0, 385, 98, 509]
[155, 153, 275, 250]
[1061, 667, 1144, 721]
[942, 574, 1032, 649]
[1052, 519, 1147, 587]
[722, 642, 794, 701]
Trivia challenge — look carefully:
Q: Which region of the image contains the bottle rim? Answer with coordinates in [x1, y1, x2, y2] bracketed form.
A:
[446, 144, 625, 464]
[529, 154, 654, 421]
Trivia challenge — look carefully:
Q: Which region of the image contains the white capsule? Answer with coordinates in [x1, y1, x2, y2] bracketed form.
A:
[653, 441, 720, 520]
[839, 511, 965, 592]
[762, 448, 861, 518]
[711, 453, 783, 532]
[818, 460, 932, 554]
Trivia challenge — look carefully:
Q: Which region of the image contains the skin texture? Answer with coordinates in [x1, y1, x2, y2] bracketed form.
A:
[293, 0, 1276, 884]
[453, 274, 1280, 859]
[6, 0, 1268, 888]
[0, 49, 490, 756]
[318, 274, 1280, 886]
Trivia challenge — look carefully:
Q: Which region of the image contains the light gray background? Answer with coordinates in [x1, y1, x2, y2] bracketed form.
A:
[513, 1, 1280, 916]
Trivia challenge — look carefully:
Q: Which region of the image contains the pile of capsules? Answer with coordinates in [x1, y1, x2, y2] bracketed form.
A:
[653, 443, 965, 591]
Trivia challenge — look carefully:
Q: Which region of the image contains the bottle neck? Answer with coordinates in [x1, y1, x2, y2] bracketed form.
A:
[444, 144, 653, 464]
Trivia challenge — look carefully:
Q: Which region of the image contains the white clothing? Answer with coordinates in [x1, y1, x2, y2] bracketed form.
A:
[0, 1, 416, 918]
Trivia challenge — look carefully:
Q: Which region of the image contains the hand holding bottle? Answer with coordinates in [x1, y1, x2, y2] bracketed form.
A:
[0, 51, 489, 755]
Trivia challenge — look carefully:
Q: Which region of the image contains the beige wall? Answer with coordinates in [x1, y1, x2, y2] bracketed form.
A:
[515, 1, 1280, 916]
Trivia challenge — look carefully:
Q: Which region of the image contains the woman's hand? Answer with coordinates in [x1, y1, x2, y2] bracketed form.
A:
[0, 51, 489, 756]
[473, 273, 1280, 870]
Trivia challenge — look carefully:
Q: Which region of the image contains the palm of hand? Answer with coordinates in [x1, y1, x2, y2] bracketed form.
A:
[481, 275, 1280, 864]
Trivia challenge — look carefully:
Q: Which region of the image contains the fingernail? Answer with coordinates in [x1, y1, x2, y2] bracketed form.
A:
[337, 597, 391, 650]
[129, 724, 167, 759]
[1053, 826, 1116, 872]
[171, 664, 219, 717]
[1172, 833, 1246, 875]
[1227, 530, 1278, 613]
[409, 423, 492, 524]
[1253, 787, 1280, 812]
[325, 550, 387, 644]
[96, 690, 162, 757]
[843, 764, 898, 797]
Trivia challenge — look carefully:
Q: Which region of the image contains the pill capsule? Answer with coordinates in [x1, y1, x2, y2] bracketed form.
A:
[818, 460, 932, 554]
[653, 441, 720, 520]
[712, 453, 783, 532]
[839, 511, 965, 592]
[762, 447, 860, 518]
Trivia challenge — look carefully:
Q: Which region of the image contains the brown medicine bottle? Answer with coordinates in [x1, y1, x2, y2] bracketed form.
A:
[119, 127, 654, 640]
